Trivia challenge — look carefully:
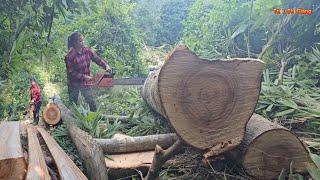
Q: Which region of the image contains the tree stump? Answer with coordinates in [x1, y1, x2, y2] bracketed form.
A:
[142, 45, 265, 156]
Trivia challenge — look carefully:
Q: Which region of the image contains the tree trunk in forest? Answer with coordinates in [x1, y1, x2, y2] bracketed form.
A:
[96, 133, 177, 154]
[226, 114, 316, 180]
[37, 128, 88, 180]
[51, 95, 108, 180]
[0, 121, 27, 180]
[43, 103, 61, 125]
[26, 126, 51, 180]
[142, 45, 265, 156]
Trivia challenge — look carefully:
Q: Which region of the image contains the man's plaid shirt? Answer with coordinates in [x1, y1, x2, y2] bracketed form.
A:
[65, 47, 107, 87]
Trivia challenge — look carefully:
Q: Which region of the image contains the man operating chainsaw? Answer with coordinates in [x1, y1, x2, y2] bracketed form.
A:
[65, 31, 111, 111]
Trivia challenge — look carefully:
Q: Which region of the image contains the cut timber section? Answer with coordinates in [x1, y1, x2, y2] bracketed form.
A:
[0, 121, 27, 180]
[103, 134, 177, 179]
[37, 128, 88, 180]
[43, 103, 61, 125]
[228, 114, 316, 180]
[96, 133, 177, 154]
[26, 126, 50, 180]
[142, 45, 265, 155]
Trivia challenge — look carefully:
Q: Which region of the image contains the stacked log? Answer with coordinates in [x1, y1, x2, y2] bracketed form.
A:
[37, 128, 88, 180]
[26, 126, 51, 180]
[142, 45, 265, 155]
[0, 121, 27, 180]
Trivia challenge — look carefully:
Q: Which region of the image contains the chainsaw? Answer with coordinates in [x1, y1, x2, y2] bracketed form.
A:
[90, 67, 147, 87]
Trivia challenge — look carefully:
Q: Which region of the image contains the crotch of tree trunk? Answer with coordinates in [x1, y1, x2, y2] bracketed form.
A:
[227, 114, 316, 180]
[142, 45, 265, 156]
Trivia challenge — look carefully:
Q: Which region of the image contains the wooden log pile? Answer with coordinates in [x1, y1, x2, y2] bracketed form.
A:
[0, 121, 87, 180]
[39, 45, 317, 180]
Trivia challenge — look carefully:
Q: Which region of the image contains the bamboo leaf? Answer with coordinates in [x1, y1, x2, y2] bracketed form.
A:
[310, 153, 320, 168]
[274, 109, 295, 117]
[307, 166, 320, 180]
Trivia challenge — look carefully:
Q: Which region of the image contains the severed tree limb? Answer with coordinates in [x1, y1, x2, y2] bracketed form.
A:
[145, 139, 184, 180]
[96, 133, 178, 154]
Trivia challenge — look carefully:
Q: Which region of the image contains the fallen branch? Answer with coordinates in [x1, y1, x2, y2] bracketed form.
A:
[96, 133, 177, 154]
[145, 139, 184, 180]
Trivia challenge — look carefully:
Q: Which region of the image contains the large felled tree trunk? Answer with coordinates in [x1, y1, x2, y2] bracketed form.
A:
[227, 114, 316, 180]
[0, 121, 27, 180]
[142, 45, 265, 156]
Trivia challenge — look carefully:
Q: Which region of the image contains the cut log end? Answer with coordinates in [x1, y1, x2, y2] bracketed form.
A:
[0, 157, 27, 180]
[142, 45, 265, 153]
[243, 129, 313, 179]
[43, 103, 61, 125]
[228, 114, 316, 180]
[0, 121, 27, 180]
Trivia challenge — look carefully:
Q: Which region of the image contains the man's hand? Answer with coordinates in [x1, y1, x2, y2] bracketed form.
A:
[84, 75, 93, 81]
[105, 65, 111, 72]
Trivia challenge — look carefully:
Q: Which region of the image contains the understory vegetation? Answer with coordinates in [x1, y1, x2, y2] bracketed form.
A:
[1, 0, 320, 179]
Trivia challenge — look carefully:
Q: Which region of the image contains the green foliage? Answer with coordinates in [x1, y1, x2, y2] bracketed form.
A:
[182, 0, 320, 59]
[156, 0, 194, 45]
[183, 0, 283, 58]
[256, 48, 320, 125]
[69, 103, 123, 138]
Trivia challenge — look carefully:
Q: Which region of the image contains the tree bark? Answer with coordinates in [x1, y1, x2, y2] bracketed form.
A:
[96, 133, 177, 154]
[37, 128, 87, 180]
[227, 114, 316, 180]
[52, 95, 108, 180]
[145, 139, 183, 180]
[0, 121, 27, 180]
[26, 126, 51, 180]
[43, 103, 61, 125]
[142, 45, 265, 156]
[68, 125, 108, 180]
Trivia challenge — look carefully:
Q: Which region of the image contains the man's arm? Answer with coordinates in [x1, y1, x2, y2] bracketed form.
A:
[89, 49, 109, 70]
